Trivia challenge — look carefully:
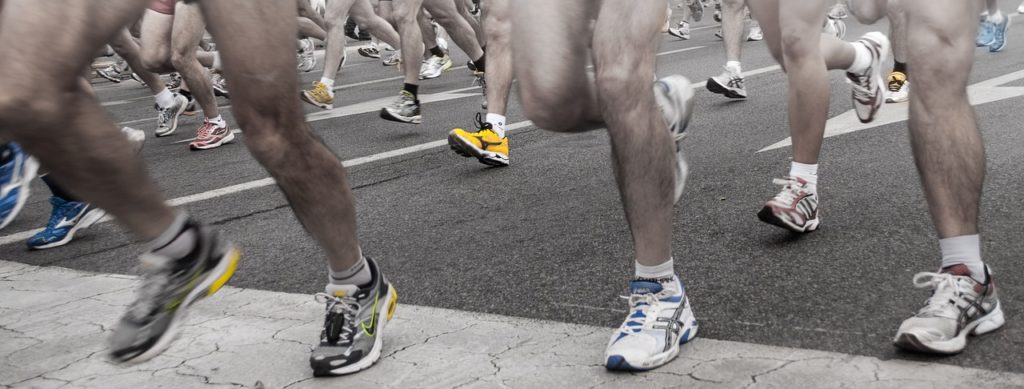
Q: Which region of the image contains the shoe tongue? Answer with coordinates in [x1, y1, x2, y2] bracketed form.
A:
[629, 280, 664, 295]
[941, 264, 972, 277]
[325, 284, 360, 298]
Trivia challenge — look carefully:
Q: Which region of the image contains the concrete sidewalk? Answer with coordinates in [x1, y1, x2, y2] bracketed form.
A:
[2, 260, 1022, 389]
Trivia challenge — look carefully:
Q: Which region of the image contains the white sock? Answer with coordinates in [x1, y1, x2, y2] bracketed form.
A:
[155, 88, 175, 109]
[328, 255, 372, 288]
[207, 115, 226, 128]
[213, 51, 223, 71]
[319, 77, 336, 97]
[486, 113, 507, 138]
[725, 61, 742, 75]
[635, 258, 675, 280]
[847, 41, 872, 75]
[988, 10, 1005, 24]
[940, 235, 986, 283]
[789, 162, 818, 191]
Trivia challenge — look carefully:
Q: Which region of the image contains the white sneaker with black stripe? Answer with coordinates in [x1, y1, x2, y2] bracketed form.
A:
[758, 176, 819, 232]
[605, 276, 698, 371]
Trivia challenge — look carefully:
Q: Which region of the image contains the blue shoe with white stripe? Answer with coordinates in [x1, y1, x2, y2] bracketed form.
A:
[989, 16, 1011, 52]
[27, 196, 106, 250]
[1, 143, 40, 230]
[605, 275, 698, 371]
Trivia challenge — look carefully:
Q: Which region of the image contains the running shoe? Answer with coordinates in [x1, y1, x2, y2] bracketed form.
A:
[189, 120, 235, 151]
[886, 72, 910, 103]
[298, 38, 317, 72]
[713, 0, 722, 22]
[344, 18, 360, 40]
[828, 2, 849, 19]
[747, 25, 763, 41]
[823, 18, 846, 39]
[689, 0, 704, 22]
[846, 32, 889, 123]
[301, 81, 335, 110]
[757, 176, 819, 232]
[379, 91, 422, 124]
[130, 73, 146, 86]
[166, 72, 182, 91]
[26, 196, 106, 250]
[358, 45, 381, 59]
[121, 127, 147, 154]
[605, 276, 698, 371]
[706, 66, 747, 99]
[311, 257, 397, 376]
[448, 113, 509, 167]
[0, 143, 39, 230]
[419, 54, 453, 80]
[894, 265, 1004, 354]
[97, 64, 126, 84]
[382, 50, 401, 67]
[211, 73, 229, 99]
[654, 75, 694, 205]
[668, 21, 691, 40]
[1019, 1, 1024, 14]
[977, 20, 996, 47]
[155, 93, 189, 137]
[108, 221, 241, 363]
[989, 16, 1011, 52]
[714, 29, 723, 40]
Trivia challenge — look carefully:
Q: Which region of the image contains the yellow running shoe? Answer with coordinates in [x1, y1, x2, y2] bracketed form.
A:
[301, 81, 334, 109]
[448, 113, 509, 167]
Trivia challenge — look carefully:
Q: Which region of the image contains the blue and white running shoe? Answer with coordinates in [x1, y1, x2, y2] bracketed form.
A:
[989, 16, 1011, 52]
[1, 143, 40, 230]
[605, 276, 698, 371]
[977, 20, 996, 47]
[27, 196, 106, 250]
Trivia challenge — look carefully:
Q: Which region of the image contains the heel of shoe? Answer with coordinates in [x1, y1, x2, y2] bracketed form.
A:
[973, 303, 1005, 335]
[386, 286, 398, 321]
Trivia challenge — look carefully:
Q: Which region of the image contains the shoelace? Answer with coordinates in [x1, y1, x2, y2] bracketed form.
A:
[127, 254, 173, 322]
[771, 177, 804, 206]
[196, 122, 217, 139]
[912, 272, 967, 320]
[617, 293, 659, 333]
[314, 292, 360, 343]
[473, 112, 493, 133]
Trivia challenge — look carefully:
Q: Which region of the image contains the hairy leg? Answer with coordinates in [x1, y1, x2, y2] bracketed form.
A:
[171, 0, 218, 119]
[483, 0, 511, 115]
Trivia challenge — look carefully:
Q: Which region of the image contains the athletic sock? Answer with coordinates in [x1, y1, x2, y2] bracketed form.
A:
[155, 88, 175, 109]
[473, 55, 486, 73]
[892, 61, 907, 75]
[940, 235, 986, 283]
[146, 212, 197, 261]
[328, 255, 373, 289]
[207, 115, 227, 128]
[213, 51, 223, 71]
[485, 113, 507, 138]
[789, 162, 818, 192]
[635, 258, 675, 280]
[319, 77, 336, 97]
[988, 10, 1005, 24]
[428, 45, 445, 58]
[725, 61, 742, 75]
[179, 89, 193, 103]
[847, 41, 872, 75]
[403, 83, 419, 100]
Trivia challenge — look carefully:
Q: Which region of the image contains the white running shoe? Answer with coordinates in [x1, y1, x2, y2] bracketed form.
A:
[155, 93, 188, 137]
[667, 21, 691, 40]
[297, 38, 317, 72]
[886, 72, 910, 104]
[747, 25, 763, 41]
[605, 276, 698, 371]
[847, 32, 890, 123]
[894, 265, 1004, 354]
[419, 54, 453, 80]
[706, 66, 747, 99]
[654, 75, 694, 205]
[758, 176, 819, 233]
[1019, 1, 1024, 14]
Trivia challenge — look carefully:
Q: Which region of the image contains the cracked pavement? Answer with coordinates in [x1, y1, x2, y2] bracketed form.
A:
[3, 261, 1024, 389]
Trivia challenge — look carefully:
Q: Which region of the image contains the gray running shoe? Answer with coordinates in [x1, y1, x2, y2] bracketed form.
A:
[311, 257, 398, 376]
[380, 91, 422, 124]
[211, 73, 229, 99]
[654, 75, 694, 204]
[155, 93, 189, 137]
[108, 221, 240, 363]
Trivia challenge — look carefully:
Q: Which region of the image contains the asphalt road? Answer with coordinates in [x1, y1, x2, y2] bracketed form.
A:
[3, 4, 1024, 374]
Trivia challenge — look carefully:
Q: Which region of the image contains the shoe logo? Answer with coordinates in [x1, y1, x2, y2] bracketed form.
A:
[360, 289, 383, 337]
[54, 216, 80, 229]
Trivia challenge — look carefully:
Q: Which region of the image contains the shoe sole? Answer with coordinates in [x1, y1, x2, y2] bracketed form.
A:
[757, 205, 820, 233]
[894, 302, 1005, 354]
[0, 157, 40, 230]
[28, 208, 107, 250]
[315, 284, 398, 376]
[379, 109, 422, 124]
[190, 131, 236, 151]
[706, 78, 747, 99]
[447, 132, 509, 167]
[300, 91, 333, 110]
[116, 246, 241, 364]
[155, 98, 189, 138]
[419, 61, 453, 80]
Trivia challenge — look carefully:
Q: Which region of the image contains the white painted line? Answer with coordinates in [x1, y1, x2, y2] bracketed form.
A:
[0, 120, 535, 246]
[657, 46, 704, 56]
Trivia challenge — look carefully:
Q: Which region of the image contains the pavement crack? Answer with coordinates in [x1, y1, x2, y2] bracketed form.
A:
[383, 323, 478, 360]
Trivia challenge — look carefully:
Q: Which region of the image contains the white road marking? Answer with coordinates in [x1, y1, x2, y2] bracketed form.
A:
[758, 69, 1024, 152]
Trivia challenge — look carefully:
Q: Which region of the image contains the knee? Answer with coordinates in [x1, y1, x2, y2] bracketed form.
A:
[779, 29, 818, 62]
[483, 13, 509, 41]
[169, 47, 193, 70]
[518, 84, 581, 132]
[141, 49, 168, 73]
[242, 122, 315, 169]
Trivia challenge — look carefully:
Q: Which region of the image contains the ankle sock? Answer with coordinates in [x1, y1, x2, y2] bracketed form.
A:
[725, 61, 742, 75]
[892, 61, 907, 75]
[789, 162, 818, 192]
[207, 115, 226, 128]
[847, 41, 872, 75]
[155, 88, 175, 109]
[940, 235, 986, 283]
[473, 55, 486, 73]
[403, 83, 419, 99]
[147, 212, 196, 260]
[635, 258, 674, 280]
[485, 113, 507, 138]
[428, 45, 445, 58]
[329, 254, 372, 288]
